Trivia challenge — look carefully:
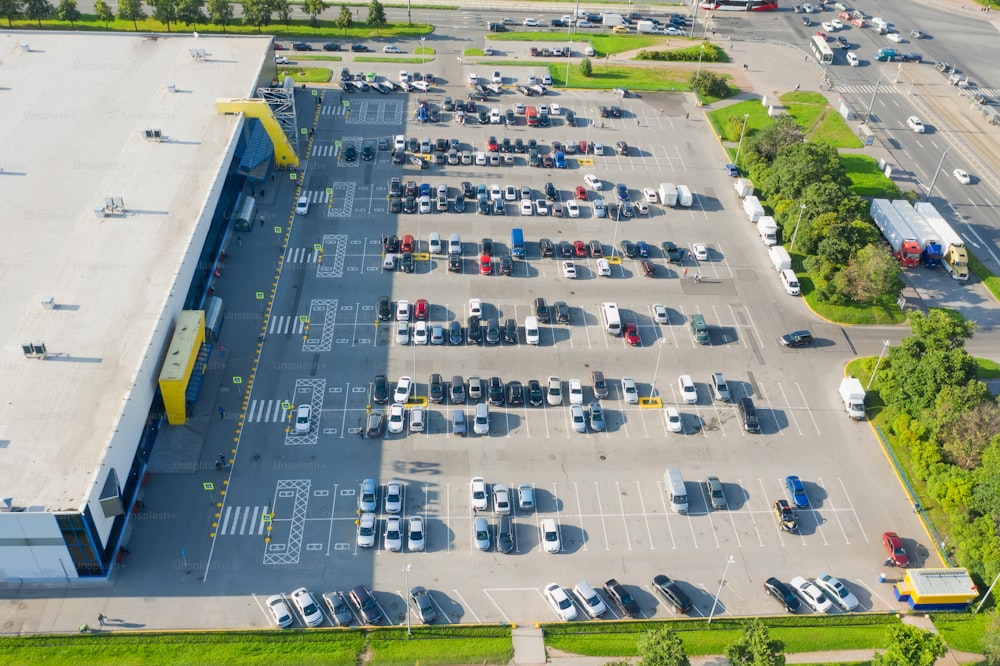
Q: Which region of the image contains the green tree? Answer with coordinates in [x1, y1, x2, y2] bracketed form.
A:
[637, 626, 690, 666]
[882, 337, 977, 415]
[982, 605, 1000, 664]
[725, 619, 785, 666]
[272, 0, 290, 25]
[688, 70, 728, 98]
[910, 308, 976, 350]
[94, 0, 114, 25]
[175, 0, 204, 26]
[745, 114, 802, 165]
[934, 382, 999, 469]
[832, 244, 901, 304]
[241, 0, 271, 32]
[366, 0, 385, 32]
[757, 141, 848, 203]
[149, 0, 176, 30]
[580, 57, 593, 77]
[24, 0, 52, 25]
[871, 624, 947, 666]
[973, 438, 1000, 523]
[56, 0, 79, 23]
[334, 3, 351, 32]
[0, 0, 24, 26]
[117, 0, 144, 29]
[206, 0, 231, 30]
[302, 0, 325, 26]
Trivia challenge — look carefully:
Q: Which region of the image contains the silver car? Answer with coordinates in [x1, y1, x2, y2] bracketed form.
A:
[570, 404, 587, 433]
[705, 476, 727, 510]
[384, 480, 403, 514]
[493, 484, 512, 515]
[473, 516, 491, 551]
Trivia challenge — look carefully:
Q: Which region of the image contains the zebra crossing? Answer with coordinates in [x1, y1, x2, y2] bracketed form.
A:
[217, 504, 271, 536]
[285, 247, 321, 263]
[298, 190, 331, 204]
[245, 399, 293, 423]
[838, 83, 1000, 97]
[319, 105, 347, 117]
[268, 315, 308, 335]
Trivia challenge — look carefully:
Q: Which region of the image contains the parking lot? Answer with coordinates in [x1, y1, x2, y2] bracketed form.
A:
[211, 63, 929, 629]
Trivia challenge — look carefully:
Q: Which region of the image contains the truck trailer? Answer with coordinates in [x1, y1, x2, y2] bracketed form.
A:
[914, 201, 969, 280]
[892, 200, 942, 269]
[870, 199, 921, 268]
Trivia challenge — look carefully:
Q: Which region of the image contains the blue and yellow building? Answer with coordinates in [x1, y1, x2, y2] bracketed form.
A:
[893, 568, 978, 611]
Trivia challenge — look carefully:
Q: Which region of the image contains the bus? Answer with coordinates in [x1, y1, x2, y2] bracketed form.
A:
[700, 0, 779, 11]
[810, 35, 834, 64]
[600, 302, 622, 336]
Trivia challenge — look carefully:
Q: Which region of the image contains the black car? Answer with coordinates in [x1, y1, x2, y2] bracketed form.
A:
[372, 374, 390, 404]
[403, 196, 416, 213]
[388, 196, 402, 213]
[383, 234, 399, 252]
[620, 240, 638, 258]
[565, 110, 576, 126]
[349, 585, 382, 624]
[533, 297, 550, 323]
[392, 151, 404, 165]
[837, 36, 849, 49]
[527, 379, 544, 406]
[429, 373, 445, 403]
[469, 91, 489, 102]
[661, 241, 683, 263]
[488, 377, 505, 406]
[652, 574, 693, 614]
[496, 516, 514, 553]
[502, 318, 518, 343]
[599, 106, 611, 118]
[485, 318, 501, 345]
[351, 44, 369, 52]
[615, 141, 629, 156]
[340, 67, 351, 81]
[478, 109, 490, 124]
[480, 238, 494, 257]
[737, 397, 760, 433]
[435, 138, 448, 153]
[448, 320, 463, 344]
[361, 145, 374, 161]
[604, 579, 640, 618]
[507, 380, 524, 405]
[780, 330, 814, 347]
[409, 586, 437, 624]
[544, 182, 558, 201]
[514, 138, 525, 153]
[539, 238, 555, 258]
[610, 106, 622, 118]
[501, 138, 512, 153]
[292, 42, 313, 51]
[324, 42, 342, 51]
[400, 252, 414, 273]
[342, 145, 357, 162]
[899, 52, 923, 63]
[467, 316, 482, 344]
[448, 253, 462, 273]
[461, 181, 474, 199]
[454, 194, 466, 213]
[389, 178, 402, 197]
[499, 256, 513, 276]
[553, 301, 570, 324]
[505, 109, 516, 125]
[558, 241, 574, 258]
[429, 108, 440, 122]
[376, 296, 392, 321]
[764, 577, 801, 613]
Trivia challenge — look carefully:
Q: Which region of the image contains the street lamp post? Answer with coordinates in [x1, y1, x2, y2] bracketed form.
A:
[867, 340, 891, 392]
[864, 80, 880, 124]
[420, 37, 425, 66]
[696, 44, 706, 77]
[403, 563, 412, 636]
[925, 148, 951, 201]
[789, 204, 807, 253]
[708, 555, 735, 623]
[649, 340, 667, 401]
[733, 113, 749, 167]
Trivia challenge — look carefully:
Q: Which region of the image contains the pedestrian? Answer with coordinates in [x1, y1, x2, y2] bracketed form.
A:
[711, 28, 716, 37]
[218, 406, 225, 419]
[683, 268, 689, 277]
[271, 172, 276, 182]
[694, 273, 701, 283]
[743, 63, 748, 71]
[98, 613, 106, 627]
[260, 189, 265, 198]
[600, 122, 605, 129]
[219, 453, 226, 467]
[259, 216, 264, 227]
[659, 107, 664, 114]
[794, 83, 800, 91]
[636, 120, 641, 127]
[685, 112, 690, 120]
[237, 236, 242, 247]
[472, 507, 477, 516]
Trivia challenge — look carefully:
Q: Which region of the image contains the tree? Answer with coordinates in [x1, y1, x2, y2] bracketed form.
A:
[910, 308, 976, 350]
[725, 619, 785, 666]
[94, 0, 114, 25]
[56, 0, 79, 24]
[272, 0, 290, 25]
[688, 70, 729, 98]
[206, 0, 231, 31]
[882, 338, 977, 415]
[934, 383, 1000, 469]
[579, 57, 592, 77]
[241, 0, 271, 32]
[334, 3, 351, 32]
[745, 114, 802, 165]
[872, 623, 947, 666]
[367, 0, 385, 32]
[117, 0, 144, 30]
[0, 0, 24, 26]
[175, 0, 204, 26]
[832, 244, 902, 304]
[149, 0, 177, 30]
[302, 0, 325, 26]
[25, 0, 52, 25]
[982, 606, 1000, 665]
[637, 626, 690, 666]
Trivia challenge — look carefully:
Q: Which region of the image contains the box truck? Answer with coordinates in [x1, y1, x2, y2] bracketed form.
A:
[839, 377, 866, 420]
[636, 20, 656, 33]
[658, 183, 677, 207]
[602, 13, 625, 27]
[769, 245, 792, 272]
[676, 185, 693, 207]
[914, 201, 969, 280]
[758, 216, 778, 246]
[734, 178, 754, 199]
[743, 195, 765, 223]
[870, 199, 921, 268]
[892, 200, 942, 269]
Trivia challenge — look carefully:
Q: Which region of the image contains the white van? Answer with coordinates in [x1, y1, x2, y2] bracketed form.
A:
[428, 232, 442, 254]
[846, 52, 859, 67]
[600, 302, 622, 336]
[780, 269, 801, 296]
[448, 233, 462, 254]
[474, 402, 490, 435]
[524, 315, 540, 345]
[664, 468, 688, 514]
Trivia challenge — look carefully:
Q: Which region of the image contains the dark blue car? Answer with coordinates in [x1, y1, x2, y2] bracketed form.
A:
[785, 475, 809, 508]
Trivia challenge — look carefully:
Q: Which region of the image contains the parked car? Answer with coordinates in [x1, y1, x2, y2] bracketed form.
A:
[604, 579, 640, 618]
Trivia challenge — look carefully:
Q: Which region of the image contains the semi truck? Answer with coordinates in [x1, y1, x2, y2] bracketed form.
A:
[915, 201, 970, 281]
[892, 200, 942, 269]
[743, 195, 765, 223]
[839, 377, 866, 420]
[870, 199, 921, 268]
[758, 216, 778, 246]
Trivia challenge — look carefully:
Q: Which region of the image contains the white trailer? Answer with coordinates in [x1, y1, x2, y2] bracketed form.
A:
[734, 178, 754, 199]
[676, 185, 693, 207]
[658, 183, 677, 207]
[743, 195, 765, 222]
[769, 245, 791, 272]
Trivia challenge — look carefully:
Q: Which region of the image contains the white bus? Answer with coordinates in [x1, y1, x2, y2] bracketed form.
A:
[600, 302, 622, 336]
[810, 35, 834, 64]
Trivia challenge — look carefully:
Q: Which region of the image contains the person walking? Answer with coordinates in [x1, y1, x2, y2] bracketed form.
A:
[218, 406, 225, 419]
[694, 273, 701, 283]
[683, 268, 689, 278]
[97, 613, 106, 627]
[219, 453, 226, 468]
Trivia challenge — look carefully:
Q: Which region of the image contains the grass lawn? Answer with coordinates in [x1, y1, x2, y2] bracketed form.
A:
[969, 252, 1000, 303]
[366, 627, 513, 665]
[355, 56, 436, 63]
[551, 65, 728, 93]
[289, 54, 343, 61]
[707, 99, 774, 142]
[464, 48, 484, 56]
[976, 357, 1000, 380]
[840, 154, 901, 198]
[795, 254, 907, 325]
[779, 91, 862, 148]
[932, 612, 990, 654]
[487, 32, 672, 56]
[276, 66, 333, 82]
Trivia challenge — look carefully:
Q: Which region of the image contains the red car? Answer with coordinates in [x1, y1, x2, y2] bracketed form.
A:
[640, 260, 656, 277]
[882, 532, 909, 567]
[480, 254, 492, 275]
[573, 240, 588, 257]
[488, 136, 499, 151]
[578, 140, 590, 154]
[414, 298, 429, 320]
[400, 234, 414, 253]
[575, 186, 588, 201]
[274, 43, 286, 50]
[624, 322, 640, 346]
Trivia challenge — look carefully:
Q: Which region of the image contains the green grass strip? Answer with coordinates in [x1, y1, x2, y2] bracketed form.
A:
[276, 66, 333, 82]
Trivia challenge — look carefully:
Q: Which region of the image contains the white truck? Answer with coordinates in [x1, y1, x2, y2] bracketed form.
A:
[636, 20, 656, 33]
[676, 185, 693, 207]
[769, 245, 791, 272]
[658, 183, 677, 207]
[758, 216, 778, 246]
[602, 13, 625, 27]
[743, 195, 765, 223]
[734, 178, 754, 199]
[839, 377, 866, 420]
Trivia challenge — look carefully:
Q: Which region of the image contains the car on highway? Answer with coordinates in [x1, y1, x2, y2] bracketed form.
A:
[953, 168, 971, 184]
[470, 476, 489, 511]
[267, 594, 294, 628]
[764, 577, 801, 613]
[786, 475, 809, 507]
[791, 576, 834, 613]
[544, 583, 578, 621]
[814, 573, 859, 611]
[652, 574, 693, 614]
[883, 531, 909, 567]
[604, 579, 640, 618]
[540, 518, 561, 553]
[906, 115, 925, 133]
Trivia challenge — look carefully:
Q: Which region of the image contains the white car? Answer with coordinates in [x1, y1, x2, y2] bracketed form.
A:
[520, 199, 534, 216]
[665, 406, 683, 433]
[593, 198, 606, 218]
[678, 375, 697, 404]
[490, 184, 503, 202]
[539, 104, 549, 115]
[468, 298, 482, 318]
[274, 55, 289, 64]
[387, 403, 406, 434]
[791, 576, 835, 613]
[565, 200, 580, 218]
[492, 69, 502, 83]
[418, 195, 431, 213]
[540, 518, 561, 553]
[357, 512, 376, 547]
[663, 26, 684, 35]
[572, 581, 608, 618]
[535, 199, 549, 216]
[887, 32, 903, 42]
[593, 142, 605, 156]
[642, 187, 658, 203]
[544, 583, 578, 621]
[384, 480, 402, 513]
[906, 115, 925, 133]
[524, 316, 540, 345]
[267, 594, 294, 628]
[384, 515, 403, 551]
[523, 17, 540, 26]
[395, 300, 410, 322]
[653, 304, 668, 324]
[801, 2, 814, 11]
[383, 45, 402, 53]
[394, 376, 413, 403]
[294, 404, 311, 433]
[490, 108, 502, 124]
[621, 377, 638, 404]
[584, 173, 603, 190]
[576, 20, 593, 28]
[412, 320, 428, 345]
[814, 573, 859, 611]
[394, 134, 406, 151]
[562, 261, 577, 279]
[568, 379, 584, 405]
[692, 243, 709, 261]
[493, 484, 512, 515]
[407, 515, 426, 552]
[546, 376, 563, 406]
[550, 103, 561, 115]
[504, 185, 517, 201]
[953, 168, 971, 184]
[830, 18, 844, 29]
[295, 195, 309, 215]
[399, 70, 409, 83]
[409, 405, 425, 431]
[570, 404, 587, 433]
[597, 259, 611, 277]
[470, 476, 489, 511]
[467, 73, 478, 85]
[821, 21, 835, 31]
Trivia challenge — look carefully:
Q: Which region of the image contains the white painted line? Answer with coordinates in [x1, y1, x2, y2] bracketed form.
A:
[699, 484, 722, 549]
[573, 482, 588, 551]
[739, 480, 765, 547]
[593, 481, 611, 551]
[615, 481, 634, 551]
[854, 578, 896, 611]
[777, 382, 804, 436]
[817, 477, 850, 545]
[445, 483, 452, 553]
[429, 591, 453, 624]
[636, 480, 656, 550]
[481, 589, 513, 624]
[796, 382, 822, 436]
[838, 476, 869, 543]
[325, 483, 340, 556]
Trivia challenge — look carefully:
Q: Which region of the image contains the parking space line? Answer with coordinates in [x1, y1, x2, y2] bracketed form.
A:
[429, 591, 453, 623]
[755, 383, 783, 437]
[636, 481, 656, 550]
[482, 589, 520, 624]
[796, 382, 822, 436]
[551, 481, 569, 548]
[451, 589, 481, 623]
[614, 482, 633, 551]
[738, 480, 765, 547]
[325, 483, 340, 555]
[656, 481, 677, 549]
[854, 579, 895, 611]
[697, 484, 722, 549]
[837, 477, 869, 544]
[445, 483, 452, 554]
[776, 382, 804, 436]
[593, 481, 611, 551]
[572, 482, 588, 551]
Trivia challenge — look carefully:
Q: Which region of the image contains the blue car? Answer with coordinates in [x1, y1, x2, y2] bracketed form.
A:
[616, 183, 630, 202]
[419, 183, 431, 198]
[785, 475, 809, 508]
